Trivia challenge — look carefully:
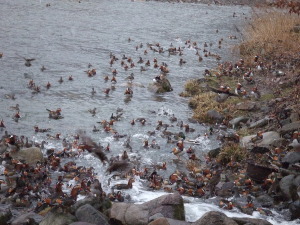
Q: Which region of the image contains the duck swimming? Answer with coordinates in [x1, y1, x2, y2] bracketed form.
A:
[112, 177, 135, 190]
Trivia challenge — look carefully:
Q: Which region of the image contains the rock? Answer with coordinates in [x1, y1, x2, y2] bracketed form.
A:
[149, 213, 165, 222]
[75, 204, 109, 225]
[109, 193, 185, 225]
[166, 218, 192, 225]
[148, 218, 170, 225]
[256, 194, 274, 208]
[11, 212, 43, 225]
[71, 196, 111, 214]
[289, 200, 300, 220]
[279, 175, 300, 201]
[280, 121, 300, 135]
[250, 146, 270, 154]
[290, 112, 300, 122]
[236, 101, 257, 111]
[10, 147, 44, 166]
[192, 211, 238, 225]
[148, 78, 173, 93]
[0, 209, 12, 225]
[229, 116, 249, 129]
[39, 211, 77, 225]
[231, 217, 272, 225]
[291, 24, 300, 33]
[207, 147, 221, 158]
[246, 162, 275, 183]
[249, 117, 270, 129]
[216, 181, 235, 198]
[282, 152, 300, 168]
[206, 110, 224, 123]
[241, 131, 280, 149]
[69, 223, 96, 225]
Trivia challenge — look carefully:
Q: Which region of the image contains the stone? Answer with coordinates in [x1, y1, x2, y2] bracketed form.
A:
[280, 121, 300, 135]
[282, 152, 300, 167]
[279, 175, 299, 201]
[0, 209, 12, 225]
[289, 200, 300, 220]
[10, 147, 44, 166]
[236, 101, 257, 111]
[148, 78, 173, 93]
[149, 213, 165, 222]
[109, 193, 185, 225]
[249, 117, 270, 129]
[241, 131, 280, 149]
[192, 211, 238, 225]
[246, 162, 275, 183]
[39, 212, 77, 225]
[290, 112, 300, 122]
[229, 116, 249, 129]
[231, 217, 272, 225]
[69, 223, 96, 225]
[256, 194, 274, 208]
[206, 110, 224, 123]
[166, 218, 192, 225]
[207, 147, 221, 158]
[148, 218, 170, 225]
[75, 204, 109, 225]
[11, 212, 43, 225]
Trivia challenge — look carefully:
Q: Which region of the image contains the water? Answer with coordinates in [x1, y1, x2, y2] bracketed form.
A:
[0, 0, 296, 224]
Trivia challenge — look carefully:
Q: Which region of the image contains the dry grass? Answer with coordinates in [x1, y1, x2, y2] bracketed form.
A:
[190, 92, 244, 123]
[240, 11, 300, 59]
[217, 143, 248, 165]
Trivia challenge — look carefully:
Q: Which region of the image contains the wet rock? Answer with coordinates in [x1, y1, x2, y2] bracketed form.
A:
[75, 204, 109, 225]
[10, 147, 44, 166]
[148, 218, 170, 225]
[216, 181, 235, 198]
[192, 211, 238, 225]
[109, 193, 184, 225]
[231, 217, 272, 225]
[0, 209, 12, 225]
[249, 117, 270, 129]
[246, 162, 275, 183]
[236, 101, 257, 111]
[279, 175, 300, 201]
[39, 211, 77, 225]
[10, 212, 43, 225]
[148, 78, 173, 93]
[256, 194, 274, 208]
[229, 116, 249, 129]
[239, 207, 254, 216]
[71, 196, 111, 214]
[206, 110, 224, 123]
[289, 200, 300, 220]
[282, 152, 300, 168]
[280, 121, 300, 135]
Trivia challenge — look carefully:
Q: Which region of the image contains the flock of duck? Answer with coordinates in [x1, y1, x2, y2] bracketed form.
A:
[0, 28, 267, 213]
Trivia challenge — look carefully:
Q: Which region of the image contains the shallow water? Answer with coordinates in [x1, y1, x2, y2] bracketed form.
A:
[0, 0, 297, 224]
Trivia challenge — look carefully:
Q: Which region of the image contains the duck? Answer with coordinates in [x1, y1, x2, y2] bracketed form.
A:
[68, 75, 73, 81]
[91, 87, 96, 95]
[124, 87, 133, 96]
[104, 88, 110, 96]
[10, 104, 20, 111]
[234, 83, 244, 96]
[137, 57, 144, 64]
[34, 126, 51, 133]
[58, 77, 63, 83]
[88, 108, 97, 116]
[171, 147, 184, 159]
[46, 82, 51, 89]
[250, 87, 261, 99]
[22, 57, 35, 67]
[40, 65, 46, 72]
[125, 73, 134, 82]
[0, 119, 5, 128]
[112, 177, 135, 190]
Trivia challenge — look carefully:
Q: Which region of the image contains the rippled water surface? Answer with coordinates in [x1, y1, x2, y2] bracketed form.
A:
[2, 1, 296, 224]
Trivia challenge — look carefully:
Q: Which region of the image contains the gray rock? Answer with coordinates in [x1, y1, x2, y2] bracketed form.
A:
[289, 200, 300, 220]
[279, 175, 300, 201]
[11, 212, 43, 225]
[75, 204, 109, 225]
[256, 194, 274, 208]
[149, 213, 165, 222]
[39, 212, 77, 225]
[192, 211, 238, 225]
[290, 112, 300, 122]
[109, 193, 185, 225]
[0, 209, 12, 225]
[69, 223, 96, 225]
[206, 110, 224, 123]
[229, 116, 249, 129]
[236, 101, 257, 111]
[282, 152, 300, 166]
[241, 131, 280, 149]
[207, 147, 221, 158]
[148, 78, 173, 93]
[231, 217, 272, 225]
[280, 121, 300, 135]
[166, 218, 192, 225]
[10, 147, 44, 166]
[148, 218, 170, 225]
[249, 117, 270, 129]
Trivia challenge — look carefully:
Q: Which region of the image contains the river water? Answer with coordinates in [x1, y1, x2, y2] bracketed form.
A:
[0, 0, 297, 224]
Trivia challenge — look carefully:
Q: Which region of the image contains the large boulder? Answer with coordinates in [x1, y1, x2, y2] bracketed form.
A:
[282, 152, 300, 168]
[109, 193, 184, 225]
[39, 211, 77, 225]
[192, 211, 238, 225]
[289, 200, 300, 220]
[280, 121, 300, 135]
[75, 204, 109, 225]
[279, 175, 300, 201]
[231, 217, 272, 225]
[206, 110, 224, 123]
[10, 147, 44, 166]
